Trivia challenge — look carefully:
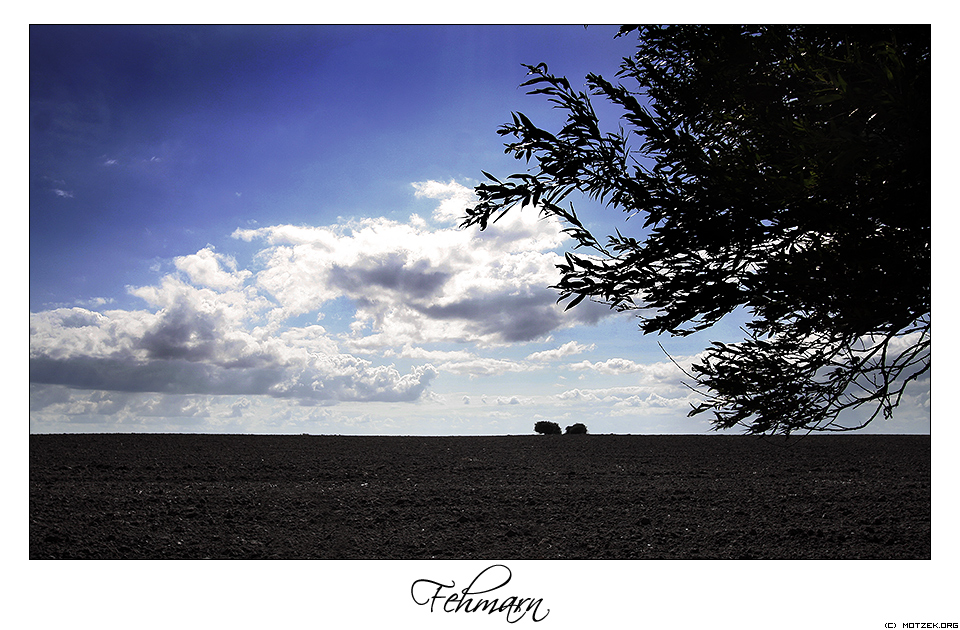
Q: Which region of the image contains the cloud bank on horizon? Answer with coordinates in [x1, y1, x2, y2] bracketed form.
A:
[32, 181, 720, 433]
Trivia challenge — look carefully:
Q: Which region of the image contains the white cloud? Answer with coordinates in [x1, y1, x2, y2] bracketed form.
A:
[567, 357, 646, 374]
[412, 179, 476, 224]
[30, 306, 153, 361]
[69, 296, 114, 308]
[434, 356, 529, 377]
[526, 340, 595, 362]
[556, 388, 604, 403]
[565, 356, 689, 380]
[384, 344, 476, 362]
[556, 382, 688, 403]
[174, 246, 251, 291]
[233, 179, 610, 348]
[30, 275, 438, 405]
[612, 392, 697, 411]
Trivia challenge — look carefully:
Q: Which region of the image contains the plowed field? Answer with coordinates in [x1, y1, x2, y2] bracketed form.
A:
[30, 433, 930, 559]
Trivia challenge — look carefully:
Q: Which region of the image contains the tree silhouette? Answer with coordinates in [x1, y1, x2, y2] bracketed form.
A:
[535, 421, 562, 435]
[464, 25, 930, 435]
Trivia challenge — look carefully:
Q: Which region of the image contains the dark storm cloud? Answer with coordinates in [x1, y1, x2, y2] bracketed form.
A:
[28, 355, 437, 404]
[414, 293, 562, 342]
[329, 253, 450, 299]
[139, 304, 221, 361]
[29, 356, 280, 396]
[412, 290, 609, 343]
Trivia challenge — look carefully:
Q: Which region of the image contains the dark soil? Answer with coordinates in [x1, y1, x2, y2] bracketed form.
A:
[29, 433, 930, 559]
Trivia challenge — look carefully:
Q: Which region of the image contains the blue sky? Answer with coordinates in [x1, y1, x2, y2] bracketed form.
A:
[29, 24, 931, 435]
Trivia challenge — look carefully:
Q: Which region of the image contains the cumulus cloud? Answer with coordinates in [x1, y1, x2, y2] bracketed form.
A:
[556, 388, 605, 403]
[612, 392, 697, 410]
[383, 345, 530, 376]
[526, 341, 595, 362]
[434, 356, 529, 377]
[551, 385, 700, 418]
[566, 358, 642, 374]
[412, 179, 476, 224]
[567, 357, 686, 379]
[30, 281, 438, 405]
[383, 344, 476, 362]
[233, 180, 610, 347]
[174, 246, 251, 291]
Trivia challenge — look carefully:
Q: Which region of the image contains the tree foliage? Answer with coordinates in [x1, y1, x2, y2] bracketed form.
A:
[535, 420, 562, 435]
[464, 25, 930, 435]
[565, 423, 588, 435]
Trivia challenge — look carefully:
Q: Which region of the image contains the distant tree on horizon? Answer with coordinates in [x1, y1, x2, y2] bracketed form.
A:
[565, 423, 588, 435]
[535, 421, 562, 435]
[465, 25, 929, 435]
